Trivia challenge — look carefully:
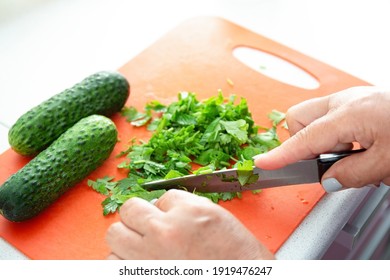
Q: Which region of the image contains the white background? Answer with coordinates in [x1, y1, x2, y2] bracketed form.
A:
[1, 0, 390, 135]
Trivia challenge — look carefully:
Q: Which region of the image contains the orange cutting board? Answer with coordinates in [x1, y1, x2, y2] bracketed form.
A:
[0, 17, 370, 259]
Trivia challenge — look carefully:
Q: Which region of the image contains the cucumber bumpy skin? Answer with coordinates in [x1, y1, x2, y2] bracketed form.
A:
[8, 71, 129, 156]
[0, 115, 118, 222]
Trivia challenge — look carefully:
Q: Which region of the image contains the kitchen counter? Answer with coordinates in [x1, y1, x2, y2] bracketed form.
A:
[1, 0, 389, 260]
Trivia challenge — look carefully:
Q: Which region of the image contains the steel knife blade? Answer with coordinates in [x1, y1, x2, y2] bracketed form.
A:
[141, 149, 364, 193]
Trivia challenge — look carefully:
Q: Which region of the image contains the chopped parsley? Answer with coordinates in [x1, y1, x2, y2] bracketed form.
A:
[89, 91, 284, 215]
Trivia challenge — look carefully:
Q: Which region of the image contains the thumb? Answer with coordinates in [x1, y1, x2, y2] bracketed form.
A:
[321, 147, 386, 192]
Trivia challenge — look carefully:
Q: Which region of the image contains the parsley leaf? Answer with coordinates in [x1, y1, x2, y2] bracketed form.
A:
[220, 120, 249, 145]
[268, 109, 286, 126]
[87, 176, 116, 196]
[236, 160, 259, 186]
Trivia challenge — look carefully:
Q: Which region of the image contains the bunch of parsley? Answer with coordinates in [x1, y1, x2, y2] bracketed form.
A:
[88, 91, 285, 215]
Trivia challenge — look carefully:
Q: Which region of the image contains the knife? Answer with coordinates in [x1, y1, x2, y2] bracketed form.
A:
[142, 149, 364, 193]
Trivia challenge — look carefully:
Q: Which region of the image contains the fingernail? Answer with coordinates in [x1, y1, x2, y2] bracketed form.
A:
[252, 154, 263, 161]
[149, 198, 158, 205]
[322, 178, 343, 193]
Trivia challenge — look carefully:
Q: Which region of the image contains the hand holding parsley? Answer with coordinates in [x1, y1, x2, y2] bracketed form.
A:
[106, 189, 275, 260]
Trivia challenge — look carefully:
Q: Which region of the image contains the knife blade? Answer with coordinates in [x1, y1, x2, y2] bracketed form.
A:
[141, 149, 364, 193]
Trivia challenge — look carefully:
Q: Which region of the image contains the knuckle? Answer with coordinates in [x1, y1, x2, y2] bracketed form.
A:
[285, 104, 300, 120]
[158, 189, 183, 202]
[148, 218, 180, 242]
[106, 222, 122, 241]
[285, 106, 301, 130]
[119, 197, 138, 213]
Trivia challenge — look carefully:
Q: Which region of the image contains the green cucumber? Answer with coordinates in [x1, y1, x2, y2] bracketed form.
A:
[8, 71, 129, 156]
[0, 114, 117, 222]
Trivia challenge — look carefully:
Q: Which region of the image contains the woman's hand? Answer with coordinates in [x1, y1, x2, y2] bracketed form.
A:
[106, 189, 275, 260]
[254, 86, 390, 191]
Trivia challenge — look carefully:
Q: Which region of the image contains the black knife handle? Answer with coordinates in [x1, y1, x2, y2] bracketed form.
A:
[317, 149, 365, 181]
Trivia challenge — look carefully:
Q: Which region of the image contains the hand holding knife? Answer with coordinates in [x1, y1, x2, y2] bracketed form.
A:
[142, 149, 365, 193]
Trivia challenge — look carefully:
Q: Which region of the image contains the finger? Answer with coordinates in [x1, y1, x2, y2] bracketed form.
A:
[254, 109, 357, 170]
[322, 146, 390, 190]
[119, 197, 163, 235]
[254, 142, 354, 170]
[105, 221, 143, 259]
[155, 189, 211, 212]
[254, 123, 334, 169]
[286, 95, 330, 136]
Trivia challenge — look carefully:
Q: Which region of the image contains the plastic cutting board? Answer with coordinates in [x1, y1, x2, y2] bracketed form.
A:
[0, 17, 370, 259]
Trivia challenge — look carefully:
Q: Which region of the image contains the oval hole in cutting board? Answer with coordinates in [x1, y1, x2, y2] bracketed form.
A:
[233, 46, 320, 90]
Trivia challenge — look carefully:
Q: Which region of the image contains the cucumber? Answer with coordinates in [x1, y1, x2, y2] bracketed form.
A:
[8, 71, 129, 156]
[0, 114, 117, 222]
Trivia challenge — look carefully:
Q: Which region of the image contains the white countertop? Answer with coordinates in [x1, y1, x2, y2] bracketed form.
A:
[1, 0, 389, 260]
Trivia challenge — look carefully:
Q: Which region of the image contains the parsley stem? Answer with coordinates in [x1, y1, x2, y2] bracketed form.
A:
[220, 161, 231, 167]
